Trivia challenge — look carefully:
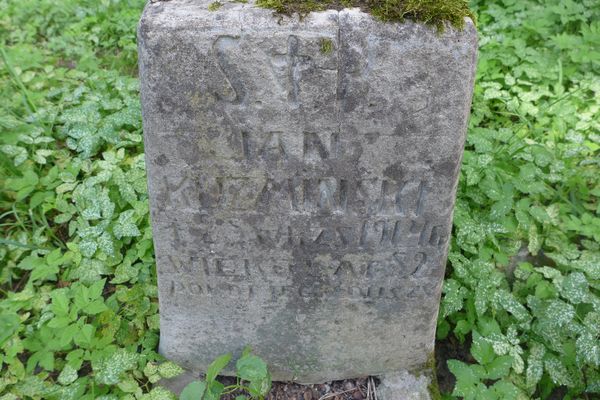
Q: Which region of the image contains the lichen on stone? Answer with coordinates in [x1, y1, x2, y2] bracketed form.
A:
[255, 0, 475, 30]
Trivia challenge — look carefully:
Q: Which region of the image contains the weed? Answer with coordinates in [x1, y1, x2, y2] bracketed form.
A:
[319, 38, 334, 55]
[181, 348, 271, 400]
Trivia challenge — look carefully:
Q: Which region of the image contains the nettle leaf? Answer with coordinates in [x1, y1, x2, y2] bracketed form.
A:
[545, 356, 576, 387]
[141, 386, 177, 400]
[546, 299, 575, 327]
[561, 272, 590, 304]
[13, 375, 56, 398]
[492, 290, 530, 321]
[74, 184, 115, 221]
[474, 286, 490, 316]
[576, 329, 600, 367]
[442, 279, 469, 317]
[113, 210, 141, 239]
[69, 258, 111, 284]
[485, 355, 513, 380]
[93, 348, 138, 385]
[143, 362, 161, 384]
[1, 144, 28, 166]
[78, 238, 98, 258]
[526, 342, 546, 390]
[487, 334, 512, 356]
[510, 347, 525, 375]
[572, 251, 600, 280]
[97, 232, 116, 256]
[157, 361, 184, 379]
[527, 224, 541, 255]
[57, 365, 78, 385]
[112, 168, 137, 204]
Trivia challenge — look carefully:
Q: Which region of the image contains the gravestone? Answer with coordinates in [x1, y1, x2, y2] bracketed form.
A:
[138, 0, 477, 384]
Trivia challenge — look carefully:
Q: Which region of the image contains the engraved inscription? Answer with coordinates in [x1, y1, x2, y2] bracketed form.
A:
[236, 131, 339, 162]
[187, 176, 432, 215]
[271, 35, 308, 105]
[213, 36, 246, 104]
[166, 280, 439, 303]
[161, 249, 438, 283]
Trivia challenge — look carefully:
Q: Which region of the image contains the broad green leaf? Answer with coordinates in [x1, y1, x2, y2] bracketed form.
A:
[471, 331, 495, 365]
[204, 380, 225, 400]
[485, 355, 513, 380]
[180, 381, 206, 400]
[236, 354, 268, 382]
[205, 353, 231, 383]
[448, 360, 486, 400]
[0, 313, 20, 346]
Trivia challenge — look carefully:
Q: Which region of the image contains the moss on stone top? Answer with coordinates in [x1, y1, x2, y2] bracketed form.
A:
[255, 0, 475, 30]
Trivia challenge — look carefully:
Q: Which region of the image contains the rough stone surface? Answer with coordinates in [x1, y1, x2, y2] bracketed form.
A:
[378, 371, 432, 400]
[138, 0, 477, 383]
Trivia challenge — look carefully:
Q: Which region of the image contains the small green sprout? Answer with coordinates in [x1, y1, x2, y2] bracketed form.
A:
[319, 38, 334, 55]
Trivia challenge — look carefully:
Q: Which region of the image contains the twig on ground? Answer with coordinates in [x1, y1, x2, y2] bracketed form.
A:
[318, 387, 357, 400]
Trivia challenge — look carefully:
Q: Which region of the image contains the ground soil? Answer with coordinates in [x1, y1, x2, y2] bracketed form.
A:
[218, 337, 470, 399]
[221, 376, 377, 400]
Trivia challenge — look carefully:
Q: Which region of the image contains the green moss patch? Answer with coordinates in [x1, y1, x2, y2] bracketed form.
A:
[208, 1, 223, 11]
[255, 0, 474, 30]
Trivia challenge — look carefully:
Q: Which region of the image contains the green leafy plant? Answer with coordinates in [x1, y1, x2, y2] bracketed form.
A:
[180, 348, 272, 400]
[0, 0, 598, 399]
[438, 0, 600, 399]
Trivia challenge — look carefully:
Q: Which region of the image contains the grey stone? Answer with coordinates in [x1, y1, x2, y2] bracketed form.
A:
[138, 0, 477, 383]
[378, 370, 432, 400]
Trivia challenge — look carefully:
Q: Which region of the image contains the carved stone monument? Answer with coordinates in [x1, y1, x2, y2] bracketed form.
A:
[138, 0, 477, 384]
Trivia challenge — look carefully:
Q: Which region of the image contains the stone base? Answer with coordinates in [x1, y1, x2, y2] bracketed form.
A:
[159, 368, 436, 399]
[377, 370, 433, 400]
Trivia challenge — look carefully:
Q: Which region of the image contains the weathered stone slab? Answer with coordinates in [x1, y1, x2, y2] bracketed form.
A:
[138, 0, 477, 383]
